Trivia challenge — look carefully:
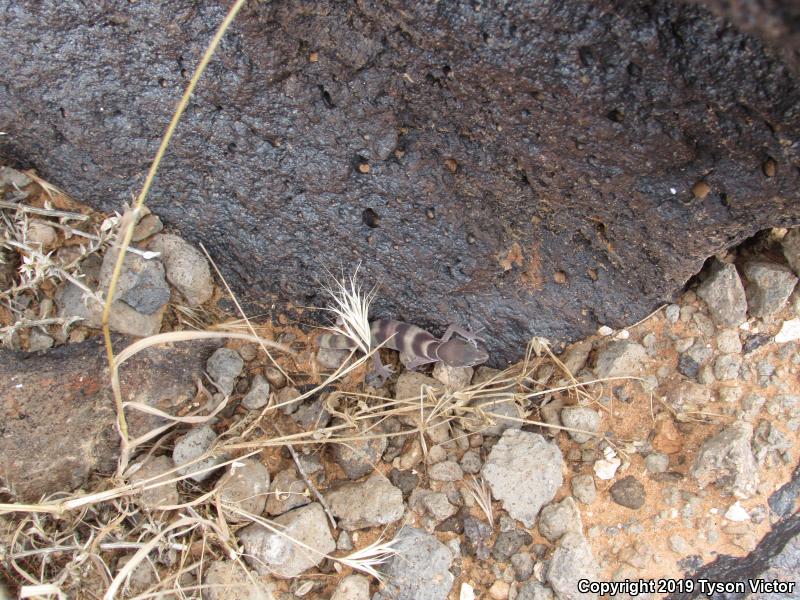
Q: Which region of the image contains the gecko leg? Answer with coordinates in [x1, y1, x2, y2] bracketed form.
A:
[370, 352, 395, 381]
[440, 324, 486, 345]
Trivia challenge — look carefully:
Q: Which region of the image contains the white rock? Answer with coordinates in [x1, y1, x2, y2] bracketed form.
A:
[593, 447, 621, 480]
[597, 325, 613, 336]
[775, 318, 800, 343]
[460, 582, 476, 600]
[724, 501, 750, 522]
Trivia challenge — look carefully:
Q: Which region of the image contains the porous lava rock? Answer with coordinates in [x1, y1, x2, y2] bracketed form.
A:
[2, 1, 799, 364]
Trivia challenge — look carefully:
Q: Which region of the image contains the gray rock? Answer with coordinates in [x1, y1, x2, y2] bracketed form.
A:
[561, 340, 593, 375]
[538, 497, 583, 542]
[610, 475, 646, 509]
[697, 261, 748, 327]
[292, 397, 331, 430]
[409, 489, 457, 523]
[492, 529, 533, 562]
[389, 468, 419, 497]
[148, 233, 213, 307]
[330, 422, 387, 479]
[203, 560, 276, 600]
[218, 458, 270, 522]
[665, 304, 680, 323]
[206, 348, 244, 396]
[119, 260, 170, 315]
[130, 455, 180, 510]
[465, 366, 522, 436]
[481, 429, 563, 527]
[714, 353, 742, 381]
[518, 582, 555, 600]
[238, 503, 335, 579]
[571, 474, 597, 504]
[428, 460, 463, 482]
[460, 450, 483, 474]
[172, 425, 223, 483]
[669, 534, 692, 555]
[27, 330, 54, 352]
[265, 468, 309, 516]
[316, 346, 350, 370]
[463, 516, 493, 560]
[326, 475, 404, 530]
[717, 329, 743, 354]
[0, 165, 31, 188]
[645, 453, 670, 474]
[691, 421, 759, 499]
[242, 374, 270, 410]
[511, 552, 535, 582]
[593, 341, 648, 378]
[431, 362, 474, 390]
[560, 406, 600, 443]
[547, 532, 599, 600]
[742, 260, 798, 318]
[337, 530, 353, 551]
[131, 213, 163, 242]
[332, 574, 370, 600]
[373, 527, 453, 600]
[782, 228, 800, 275]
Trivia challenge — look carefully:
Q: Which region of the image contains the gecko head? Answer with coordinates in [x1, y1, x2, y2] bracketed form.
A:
[437, 339, 489, 367]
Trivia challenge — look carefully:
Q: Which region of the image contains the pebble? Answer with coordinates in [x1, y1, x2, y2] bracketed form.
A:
[489, 580, 510, 600]
[27, 220, 58, 248]
[460, 450, 483, 474]
[148, 233, 214, 307]
[429, 460, 464, 482]
[206, 347, 244, 396]
[775, 318, 800, 343]
[463, 516, 493, 559]
[337, 531, 353, 551]
[547, 532, 599, 600]
[203, 559, 274, 600]
[218, 458, 270, 522]
[264, 366, 286, 389]
[691, 421, 759, 499]
[265, 468, 309, 515]
[517, 582, 555, 600]
[653, 418, 683, 454]
[241, 374, 270, 410]
[571, 473, 597, 504]
[593, 447, 621, 479]
[742, 260, 798, 318]
[172, 425, 223, 482]
[593, 341, 648, 378]
[389, 468, 418, 497]
[331, 574, 370, 600]
[482, 429, 564, 527]
[238, 343, 258, 361]
[610, 475, 646, 509]
[131, 214, 163, 242]
[130, 455, 180, 509]
[561, 340, 592, 374]
[669, 534, 692, 555]
[330, 421, 387, 479]
[724, 501, 751, 522]
[511, 552, 534, 582]
[426, 444, 447, 464]
[696, 260, 748, 326]
[560, 406, 600, 443]
[422, 491, 458, 522]
[238, 503, 335, 578]
[645, 453, 669, 474]
[372, 527, 453, 600]
[432, 362, 474, 389]
[27, 329, 54, 352]
[326, 475, 404, 530]
[713, 354, 742, 381]
[492, 529, 533, 562]
[665, 304, 680, 323]
[538, 496, 583, 542]
[716, 329, 742, 353]
[466, 367, 522, 436]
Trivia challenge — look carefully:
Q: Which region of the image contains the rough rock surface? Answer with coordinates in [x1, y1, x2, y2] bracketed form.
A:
[0, 335, 218, 501]
[372, 526, 454, 600]
[148, 233, 213, 307]
[218, 458, 270, 522]
[697, 260, 749, 327]
[3, 1, 799, 364]
[129, 455, 180, 510]
[691, 421, 759, 499]
[203, 560, 276, 600]
[482, 429, 563, 527]
[172, 424, 223, 483]
[238, 503, 335, 579]
[325, 475, 404, 530]
[547, 532, 599, 600]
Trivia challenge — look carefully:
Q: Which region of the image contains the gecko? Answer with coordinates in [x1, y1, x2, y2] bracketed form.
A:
[317, 318, 489, 379]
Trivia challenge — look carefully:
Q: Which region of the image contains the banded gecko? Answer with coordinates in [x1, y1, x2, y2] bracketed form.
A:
[317, 318, 489, 379]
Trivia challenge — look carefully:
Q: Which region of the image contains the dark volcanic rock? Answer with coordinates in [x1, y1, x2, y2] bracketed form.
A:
[0, 336, 218, 501]
[2, 1, 800, 364]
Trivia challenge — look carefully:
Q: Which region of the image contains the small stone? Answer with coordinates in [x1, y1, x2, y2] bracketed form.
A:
[561, 340, 592, 374]
[388, 468, 418, 497]
[610, 476, 646, 509]
[560, 406, 600, 443]
[27, 330, 54, 352]
[691, 421, 759, 499]
[724, 501, 750, 522]
[645, 453, 669, 474]
[421, 491, 458, 522]
[238, 343, 258, 361]
[492, 530, 533, 562]
[669, 534, 692, 555]
[292, 397, 331, 430]
[593, 448, 621, 480]
[716, 329, 742, 354]
[426, 443, 447, 465]
[460, 450, 483, 474]
[742, 260, 798, 318]
[26, 220, 58, 248]
[511, 552, 535, 582]
[597, 325, 614, 336]
[238, 503, 335, 578]
[325, 475, 404, 530]
[172, 425, 223, 482]
[547, 532, 599, 600]
[714, 354, 742, 381]
[463, 516, 493, 559]
[665, 304, 680, 323]
[517, 582, 555, 600]
[763, 157, 777, 177]
[131, 214, 163, 242]
[571, 474, 597, 504]
[218, 459, 270, 522]
[482, 429, 564, 527]
[489, 580, 510, 600]
[276, 386, 301, 413]
[718, 386, 743, 403]
[697, 260, 748, 327]
[241, 374, 270, 410]
[206, 348, 244, 396]
[652, 418, 682, 454]
[775, 318, 800, 343]
[203, 559, 275, 600]
[337, 531, 353, 551]
[130, 455, 180, 509]
[397, 438, 423, 471]
[331, 574, 370, 600]
[782, 228, 800, 274]
[539, 497, 583, 542]
[264, 366, 286, 389]
[265, 468, 309, 515]
[429, 460, 463, 482]
[316, 346, 350, 370]
[432, 362, 473, 390]
[593, 341, 648, 378]
[465, 367, 522, 436]
[331, 422, 387, 479]
[148, 233, 214, 307]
